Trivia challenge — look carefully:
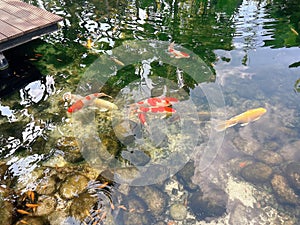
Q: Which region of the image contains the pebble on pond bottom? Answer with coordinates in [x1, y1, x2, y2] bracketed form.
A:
[169, 203, 187, 221]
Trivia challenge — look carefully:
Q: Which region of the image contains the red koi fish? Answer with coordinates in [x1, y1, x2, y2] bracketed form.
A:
[67, 93, 110, 113]
[135, 96, 179, 107]
[168, 42, 190, 59]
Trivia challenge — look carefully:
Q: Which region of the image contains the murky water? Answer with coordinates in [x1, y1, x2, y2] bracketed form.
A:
[1, 0, 300, 224]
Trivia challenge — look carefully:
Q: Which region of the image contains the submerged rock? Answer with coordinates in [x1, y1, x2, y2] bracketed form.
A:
[59, 173, 89, 199]
[121, 195, 150, 225]
[15, 216, 46, 225]
[232, 135, 260, 155]
[133, 185, 168, 216]
[121, 149, 151, 166]
[253, 150, 283, 166]
[241, 162, 272, 184]
[279, 140, 300, 162]
[176, 160, 199, 192]
[113, 120, 142, 145]
[69, 192, 99, 222]
[0, 162, 8, 180]
[286, 162, 300, 192]
[169, 203, 187, 221]
[34, 195, 57, 216]
[123, 211, 151, 225]
[188, 184, 228, 220]
[35, 175, 57, 195]
[0, 189, 13, 225]
[56, 136, 83, 163]
[271, 174, 300, 205]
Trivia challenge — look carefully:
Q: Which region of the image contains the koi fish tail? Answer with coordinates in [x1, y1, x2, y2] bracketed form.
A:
[138, 113, 147, 126]
[168, 42, 175, 52]
[215, 119, 237, 132]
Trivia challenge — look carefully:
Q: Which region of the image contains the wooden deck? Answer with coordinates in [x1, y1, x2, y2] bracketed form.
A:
[0, 0, 63, 51]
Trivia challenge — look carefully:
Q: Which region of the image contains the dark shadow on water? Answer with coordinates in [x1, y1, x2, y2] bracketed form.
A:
[0, 48, 43, 98]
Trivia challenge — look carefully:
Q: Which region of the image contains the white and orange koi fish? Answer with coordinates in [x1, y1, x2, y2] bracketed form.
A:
[131, 96, 178, 125]
[93, 98, 119, 111]
[67, 93, 111, 113]
[137, 106, 176, 126]
[215, 107, 267, 131]
[134, 96, 178, 108]
[168, 42, 190, 59]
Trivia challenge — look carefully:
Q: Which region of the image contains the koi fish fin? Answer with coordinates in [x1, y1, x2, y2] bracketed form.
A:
[240, 122, 249, 126]
[215, 120, 237, 132]
[215, 121, 228, 132]
[251, 116, 261, 122]
[168, 42, 175, 52]
[88, 106, 109, 112]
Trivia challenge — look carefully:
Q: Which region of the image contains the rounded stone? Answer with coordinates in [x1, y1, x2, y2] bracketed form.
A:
[271, 174, 299, 205]
[123, 211, 150, 225]
[253, 150, 283, 166]
[59, 173, 89, 199]
[0, 194, 13, 225]
[286, 162, 300, 191]
[15, 216, 46, 225]
[0, 162, 8, 180]
[176, 160, 199, 192]
[241, 162, 272, 184]
[169, 203, 187, 221]
[35, 176, 57, 195]
[133, 185, 168, 216]
[56, 136, 83, 163]
[69, 192, 98, 221]
[34, 196, 57, 216]
[188, 184, 228, 220]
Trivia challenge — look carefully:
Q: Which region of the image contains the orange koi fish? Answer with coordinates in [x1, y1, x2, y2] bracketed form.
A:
[67, 93, 110, 113]
[215, 107, 267, 131]
[86, 38, 93, 49]
[168, 42, 190, 59]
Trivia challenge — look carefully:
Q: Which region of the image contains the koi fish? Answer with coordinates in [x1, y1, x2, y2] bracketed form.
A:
[110, 57, 125, 66]
[135, 96, 178, 108]
[63, 92, 82, 103]
[168, 42, 190, 59]
[137, 106, 176, 126]
[215, 107, 267, 131]
[86, 38, 93, 49]
[92, 98, 118, 111]
[137, 106, 176, 113]
[291, 27, 299, 36]
[67, 93, 111, 113]
[17, 209, 31, 215]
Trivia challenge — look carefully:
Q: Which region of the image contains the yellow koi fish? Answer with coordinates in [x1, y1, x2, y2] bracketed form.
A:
[110, 57, 125, 66]
[215, 107, 267, 131]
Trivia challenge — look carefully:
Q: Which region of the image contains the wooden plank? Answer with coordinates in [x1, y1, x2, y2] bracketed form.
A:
[0, 9, 37, 32]
[0, 23, 59, 51]
[2, 0, 62, 23]
[0, 1, 50, 27]
[0, 20, 22, 39]
[0, 33, 8, 42]
[0, 0, 63, 51]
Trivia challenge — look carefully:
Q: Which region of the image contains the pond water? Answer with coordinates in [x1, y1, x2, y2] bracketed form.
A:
[1, 0, 300, 224]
